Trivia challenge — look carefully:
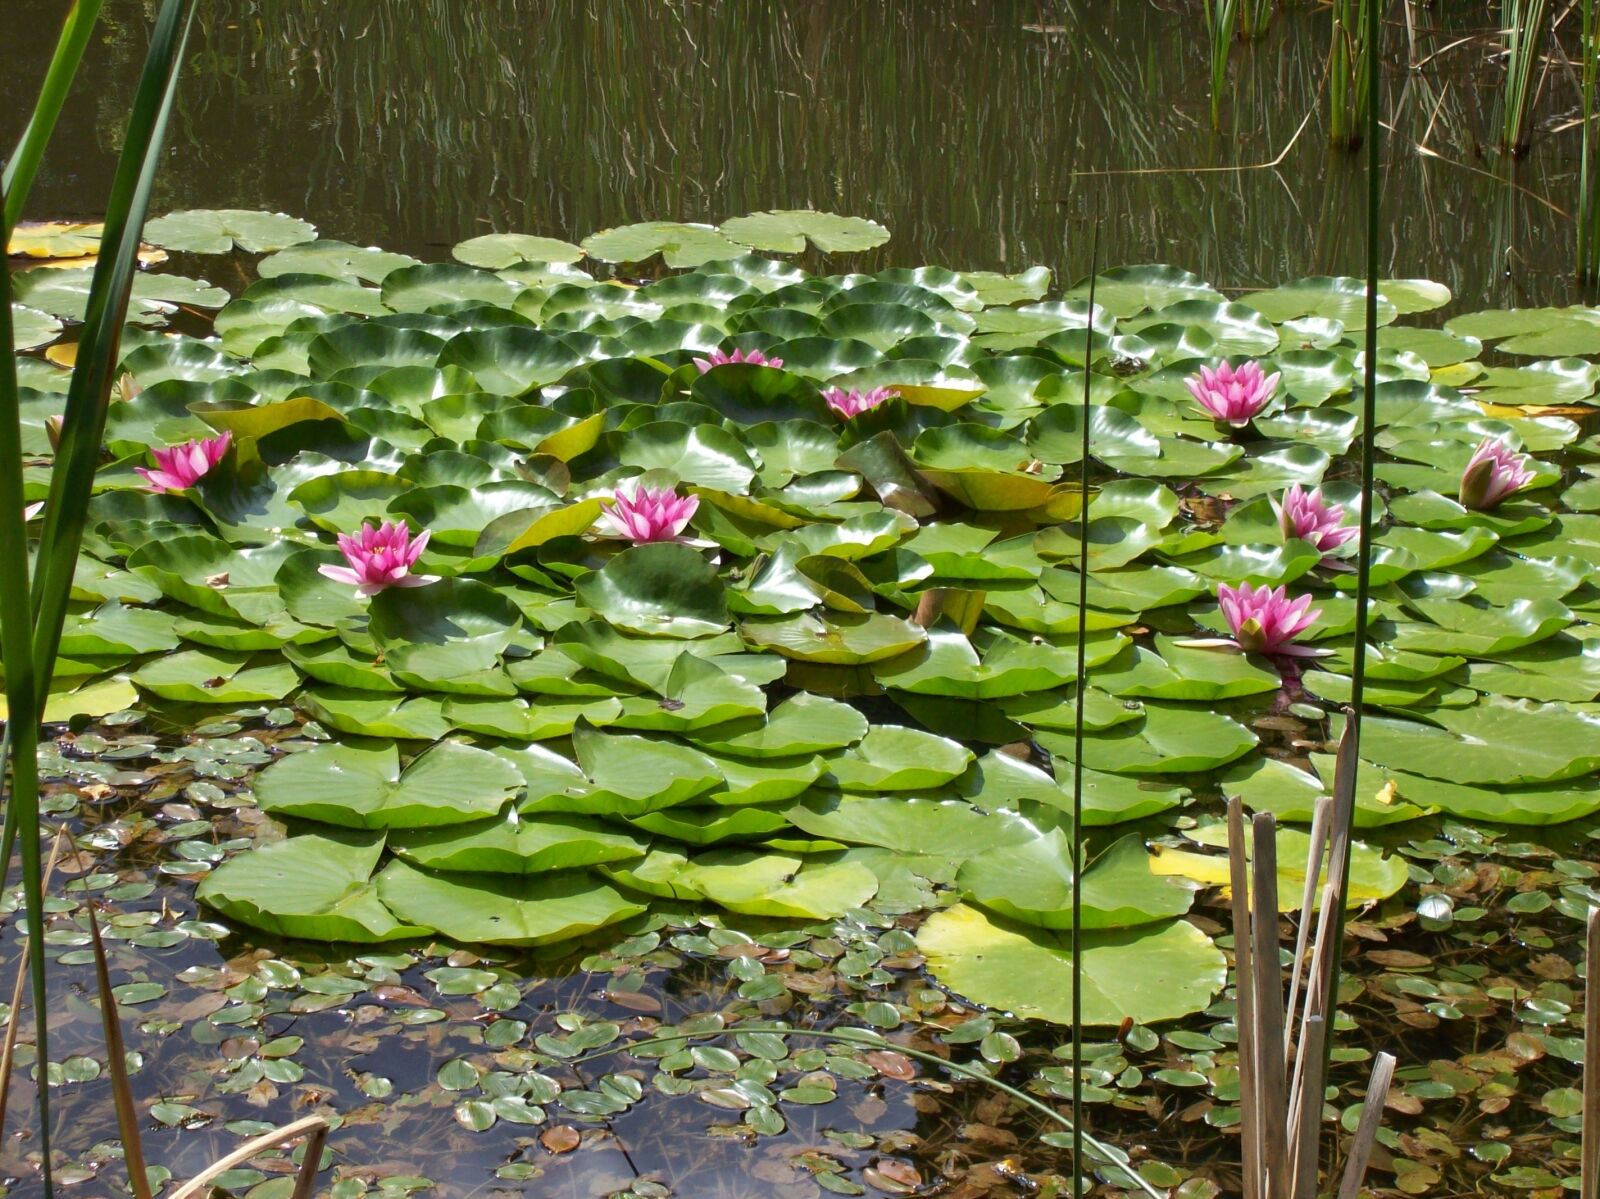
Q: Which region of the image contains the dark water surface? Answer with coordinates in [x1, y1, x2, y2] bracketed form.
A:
[2, 0, 1591, 308]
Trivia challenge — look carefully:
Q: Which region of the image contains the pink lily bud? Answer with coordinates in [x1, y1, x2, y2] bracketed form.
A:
[1458, 436, 1534, 510]
[1273, 484, 1357, 555]
[136, 431, 231, 494]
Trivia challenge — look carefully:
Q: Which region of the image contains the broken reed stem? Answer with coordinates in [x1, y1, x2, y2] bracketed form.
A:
[167, 1115, 329, 1199]
[1582, 907, 1600, 1199]
[85, 902, 151, 1199]
[1283, 794, 1333, 1069]
[1335, 1052, 1397, 1199]
[0, 827, 67, 1136]
[1289, 1015, 1327, 1199]
[1250, 813, 1289, 1199]
[1228, 796, 1262, 1199]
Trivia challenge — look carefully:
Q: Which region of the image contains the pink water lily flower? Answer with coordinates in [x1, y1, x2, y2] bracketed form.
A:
[1459, 436, 1534, 511]
[1273, 484, 1356, 555]
[692, 347, 784, 374]
[136, 431, 231, 493]
[318, 520, 438, 596]
[1185, 360, 1280, 426]
[823, 386, 897, 420]
[599, 484, 699, 544]
[23, 502, 42, 522]
[1216, 581, 1322, 657]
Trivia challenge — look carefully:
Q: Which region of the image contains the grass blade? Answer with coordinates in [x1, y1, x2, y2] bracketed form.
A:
[29, 0, 194, 699]
[1, 0, 105, 238]
[0, 224, 53, 1199]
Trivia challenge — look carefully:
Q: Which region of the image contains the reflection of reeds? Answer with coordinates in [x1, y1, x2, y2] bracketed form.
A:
[1206, 0, 1242, 130]
[1579, 0, 1599, 278]
[1328, 0, 1373, 150]
[1241, 0, 1275, 41]
[1501, 0, 1551, 156]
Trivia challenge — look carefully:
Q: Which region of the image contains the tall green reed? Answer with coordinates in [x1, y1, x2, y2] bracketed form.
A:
[1578, 0, 1599, 279]
[1500, 0, 1550, 157]
[1328, 0, 1373, 150]
[0, 1, 194, 1190]
[1205, 0, 1242, 130]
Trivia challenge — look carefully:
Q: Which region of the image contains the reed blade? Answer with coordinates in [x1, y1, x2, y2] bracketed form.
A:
[1581, 907, 1600, 1199]
[28, 0, 195, 699]
[1069, 216, 1100, 1199]
[1228, 797, 1262, 1199]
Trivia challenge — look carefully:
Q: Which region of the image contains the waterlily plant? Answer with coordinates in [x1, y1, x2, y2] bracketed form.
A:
[136, 431, 231, 493]
[1458, 436, 1534, 510]
[318, 520, 438, 596]
[599, 483, 699, 544]
[1186, 360, 1279, 426]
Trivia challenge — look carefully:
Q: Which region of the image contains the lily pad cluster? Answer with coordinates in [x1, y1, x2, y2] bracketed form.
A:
[13, 209, 1600, 1025]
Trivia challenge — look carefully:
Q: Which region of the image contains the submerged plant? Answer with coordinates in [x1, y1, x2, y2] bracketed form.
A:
[318, 520, 438, 595]
[692, 346, 783, 373]
[1185, 359, 1279, 426]
[1459, 436, 1534, 509]
[1273, 484, 1356, 556]
[135, 430, 230, 493]
[599, 483, 699, 543]
[822, 385, 896, 420]
[1216, 581, 1322, 656]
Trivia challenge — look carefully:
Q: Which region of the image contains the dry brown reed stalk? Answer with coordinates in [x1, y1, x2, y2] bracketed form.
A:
[1228, 726, 1392, 1199]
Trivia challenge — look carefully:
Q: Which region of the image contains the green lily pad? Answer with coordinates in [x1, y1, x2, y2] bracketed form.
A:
[256, 740, 523, 829]
[196, 829, 422, 943]
[721, 211, 890, 254]
[918, 902, 1225, 1026]
[575, 543, 730, 638]
[143, 209, 317, 254]
[376, 861, 645, 946]
[390, 811, 648, 874]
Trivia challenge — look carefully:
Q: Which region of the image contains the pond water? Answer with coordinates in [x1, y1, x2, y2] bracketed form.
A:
[2, 0, 1590, 307]
[8, 3, 1600, 1199]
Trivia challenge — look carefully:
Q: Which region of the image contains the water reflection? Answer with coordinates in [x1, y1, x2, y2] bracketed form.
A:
[1, 0, 1588, 307]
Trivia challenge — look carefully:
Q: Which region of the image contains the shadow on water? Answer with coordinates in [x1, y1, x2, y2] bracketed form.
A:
[1, 0, 1593, 308]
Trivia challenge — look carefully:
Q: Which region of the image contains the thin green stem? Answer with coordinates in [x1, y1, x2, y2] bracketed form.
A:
[1317, 0, 1382, 1170]
[0, 232, 52, 1199]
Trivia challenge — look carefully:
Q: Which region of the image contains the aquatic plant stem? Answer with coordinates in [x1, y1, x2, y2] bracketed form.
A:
[1582, 906, 1600, 1199]
[1581, 0, 1599, 279]
[27, 0, 194, 700]
[568, 1027, 1164, 1199]
[1071, 220, 1100, 1199]
[0, 829, 65, 1152]
[1227, 797, 1262, 1199]
[1314, 0, 1383, 1179]
[0, 231, 53, 1199]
